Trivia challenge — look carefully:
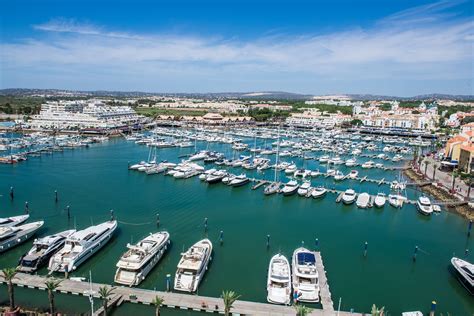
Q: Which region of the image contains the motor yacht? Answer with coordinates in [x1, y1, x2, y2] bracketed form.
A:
[206, 170, 227, 184]
[284, 164, 297, 175]
[281, 180, 299, 196]
[451, 257, 474, 295]
[356, 193, 370, 208]
[318, 155, 329, 163]
[311, 186, 327, 199]
[388, 194, 406, 208]
[329, 156, 343, 165]
[348, 170, 359, 179]
[361, 161, 375, 169]
[345, 158, 357, 167]
[48, 220, 117, 274]
[115, 231, 170, 286]
[342, 189, 357, 204]
[267, 254, 291, 305]
[0, 215, 29, 228]
[229, 174, 250, 187]
[0, 221, 44, 253]
[334, 170, 345, 181]
[18, 229, 75, 273]
[297, 181, 311, 196]
[417, 196, 433, 215]
[292, 248, 320, 302]
[374, 193, 386, 208]
[174, 239, 213, 293]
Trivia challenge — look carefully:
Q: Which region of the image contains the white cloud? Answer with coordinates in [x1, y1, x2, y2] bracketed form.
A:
[1, 1, 473, 94]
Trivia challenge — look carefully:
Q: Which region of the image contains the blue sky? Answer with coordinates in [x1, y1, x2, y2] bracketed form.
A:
[1, 0, 473, 96]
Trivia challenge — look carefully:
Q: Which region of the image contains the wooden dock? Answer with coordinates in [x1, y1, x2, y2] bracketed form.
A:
[0, 270, 361, 315]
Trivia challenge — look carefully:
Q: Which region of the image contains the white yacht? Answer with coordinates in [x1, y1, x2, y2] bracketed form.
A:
[374, 193, 386, 208]
[345, 158, 357, 167]
[348, 170, 359, 179]
[264, 182, 281, 195]
[267, 254, 291, 305]
[48, 220, 117, 274]
[389, 194, 406, 208]
[356, 193, 370, 209]
[229, 174, 250, 187]
[417, 196, 433, 215]
[297, 181, 311, 196]
[18, 229, 75, 273]
[342, 189, 357, 204]
[282, 180, 299, 196]
[0, 221, 44, 253]
[284, 164, 297, 175]
[451, 257, 474, 295]
[311, 186, 327, 199]
[334, 170, 345, 181]
[318, 155, 329, 163]
[292, 248, 320, 302]
[329, 156, 343, 165]
[361, 161, 375, 169]
[174, 239, 213, 293]
[115, 231, 170, 286]
[206, 170, 227, 184]
[0, 215, 29, 228]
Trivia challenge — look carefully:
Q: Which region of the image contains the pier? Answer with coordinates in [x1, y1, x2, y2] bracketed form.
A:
[0, 251, 358, 315]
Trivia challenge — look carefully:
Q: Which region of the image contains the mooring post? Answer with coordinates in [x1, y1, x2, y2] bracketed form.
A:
[204, 217, 208, 232]
[110, 209, 115, 221]
[266, 234, 270, 248]
[9, 186, 14, 200]
[219, 230, 224, 245]
[25, 201, 29, 214]
[67, 205, 70, 219]
[156, 213, 160, 227]
[55, 190, 58, 203]
[364, 241, 368, 257]
[413, 246, 418, 262]
[429, 301, 436, 316]
[315, 238, 319, 249]
[166, 274, 171, 292]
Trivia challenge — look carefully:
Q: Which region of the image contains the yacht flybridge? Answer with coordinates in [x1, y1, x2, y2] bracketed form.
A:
[267, 254, 291, 305]
[18, 229, 75, 273]
[48, 220, 117, 274]
[292, 247, 320, 302]
[416, 196, 433, 215]
[115, 231, 170, 286]
[174, 239, 213, 293]
[0, 221, 44, 253]
[451, 257, 474, 295]
[0, 215, 29, 228]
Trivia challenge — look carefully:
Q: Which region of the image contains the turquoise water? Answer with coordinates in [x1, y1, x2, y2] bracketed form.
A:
[0, 136, 473, 315]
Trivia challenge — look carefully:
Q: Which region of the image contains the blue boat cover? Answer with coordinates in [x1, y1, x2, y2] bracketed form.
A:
[297, 252, 316, 265]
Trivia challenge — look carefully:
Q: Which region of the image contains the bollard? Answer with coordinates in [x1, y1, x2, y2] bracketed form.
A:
[166, 274, 171, 292]
[364, 241, 368, 257]
[413, 246, 418, 262]
[466, 249, 469, 256]
[315, 238, 319, 249]
[468, 220, 473, 237]
[67, 205, 70, 219]
[25, 201, 29, 214]
[204, 217, 208, 232]
[110, 210, 115, 221]
[156, 213, 160, 227]
[55, 190, 58, 203]
[301, 240, 305, 247]
[429, 301, 436, 316]
[9, 187, 14, 200]
[266, 234, 270, 248]
[219, 230, 224, 245]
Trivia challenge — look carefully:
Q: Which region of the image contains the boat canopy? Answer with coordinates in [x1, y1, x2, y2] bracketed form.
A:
[297, 252, 316, 265]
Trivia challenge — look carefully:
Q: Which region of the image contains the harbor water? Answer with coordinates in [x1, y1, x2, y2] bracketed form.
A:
[0, 136, 473, 315]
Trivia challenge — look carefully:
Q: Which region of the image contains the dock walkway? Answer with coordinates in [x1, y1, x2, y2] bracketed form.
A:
[0, 258, 359, 315]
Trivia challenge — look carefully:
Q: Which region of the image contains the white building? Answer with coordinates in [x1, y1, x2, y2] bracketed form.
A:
[286, 111, 351, 128]
[29, 100, 143, 130]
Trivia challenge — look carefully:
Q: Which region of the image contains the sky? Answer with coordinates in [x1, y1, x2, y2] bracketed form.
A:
[0, 0, 473, 96]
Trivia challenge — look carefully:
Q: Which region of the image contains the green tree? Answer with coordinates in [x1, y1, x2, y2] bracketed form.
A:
[371, 304, 385, 316]
[98, 286, 115, 316]
[45, 278, 62, 315]
[221, 290, 241, 316]
[2, 268, 18, 311]
[294, 304, 312, 316]
[350, 119, 363, 126]
[151, 295, 164, 316]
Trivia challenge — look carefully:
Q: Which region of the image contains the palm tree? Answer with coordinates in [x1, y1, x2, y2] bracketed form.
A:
[432, 162, 439, 181]
[221, 290, 240, 316]
[371, 304, 385, 316]
[45, 278, 62, 315]
[151, 295, 164, 316]
[98, 286, 115, 316]
[294, 304, 312, 316]
[465, 177, 474, 200]
[2, 268, 18, 311]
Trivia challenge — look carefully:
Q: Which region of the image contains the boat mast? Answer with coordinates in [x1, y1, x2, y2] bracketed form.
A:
[275, 126, 280, 182]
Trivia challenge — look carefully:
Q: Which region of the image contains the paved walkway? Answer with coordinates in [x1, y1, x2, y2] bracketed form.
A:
[420, 157, 473, 200]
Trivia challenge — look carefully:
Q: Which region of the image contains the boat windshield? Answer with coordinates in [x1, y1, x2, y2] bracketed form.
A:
[419, 199, 431, 206]
[21, 258, 38, 268]
[297, 252, 316, 266]
[461, 266, 474, 280]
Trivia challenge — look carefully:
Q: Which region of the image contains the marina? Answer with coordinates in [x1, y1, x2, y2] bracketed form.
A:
[0, 128, 473, 315]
